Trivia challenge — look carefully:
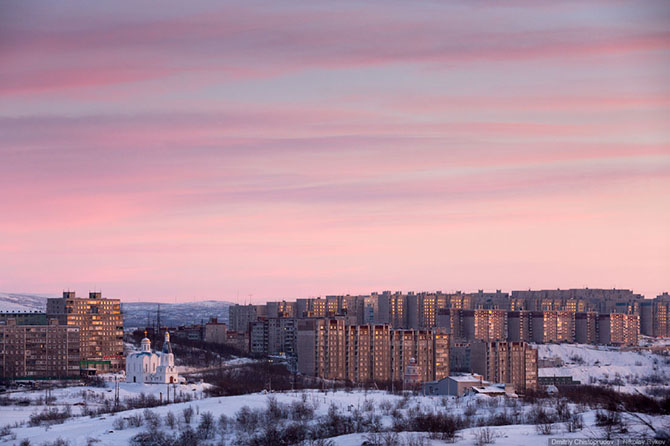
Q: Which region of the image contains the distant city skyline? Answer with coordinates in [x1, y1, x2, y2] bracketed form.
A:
[1, 1, 668, 302]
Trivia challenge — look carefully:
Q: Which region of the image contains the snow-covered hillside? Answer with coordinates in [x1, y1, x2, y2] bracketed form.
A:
[536, 343, 668, 386]
[0, 293, 52, 312]
[0, 384, 667, 446]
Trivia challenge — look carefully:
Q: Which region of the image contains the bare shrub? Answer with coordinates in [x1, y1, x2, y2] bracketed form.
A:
[39, 439, 70, 446]
[28, 406, 72, 427]
[569, 354, 585, 365]
[235, 405, 261, 432]
[0, 426, 11, 437]
[535, 422, 553, 435]
[407, 411, 460, 441]
[472, 427, 497, 446]
[266, 396, 288, 422]
[143, 409, 161, 431]
[464, 404, 476, 417]
[403, 433, 428, 446]
[182, 406, 194, 424]
[174, 426, 199, 446]
[290, 398, 315, 421]
[197, 411, 215, 440]
[129, 430, 173, 446]
[565, 413, 584, 432]
[362, 398, 375, 412]
[554, 399, 571, 422]
[165, 411, 176, 429]
[364, 432, 400, 446]
[217, 413, 228, 436]
[112, 417, 126, 430]
[595, 410, 627, 439]
[127, 412, 144, 428]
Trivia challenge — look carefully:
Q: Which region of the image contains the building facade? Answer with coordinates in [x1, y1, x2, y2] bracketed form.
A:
[470, 341, 537, 391]
[297, 319, 449, 384]
[0, 319, 80, 380]
[47, 291, 124, 372]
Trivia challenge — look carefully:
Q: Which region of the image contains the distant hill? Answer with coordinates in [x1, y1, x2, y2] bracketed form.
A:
[0, 292, 51, 312]
[121, 300, 233, 329]
[0, 293, 232, 329]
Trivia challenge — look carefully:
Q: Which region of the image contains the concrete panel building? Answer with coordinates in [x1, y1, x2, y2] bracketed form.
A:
[598, 313, 639, 346]
[297, 320, 448, 384]
[507, 311, 531, 342]
[575, 312, 598, 344]
[228, 304, 265, 333]
[204, 318, 227, 344]
[0, 318, 80, 380]
[47, 291, 123, 373]
[471, 341, 537, 392]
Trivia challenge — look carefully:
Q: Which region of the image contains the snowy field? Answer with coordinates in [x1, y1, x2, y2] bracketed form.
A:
[1, 381, 668, 445]
[536, 343, 670, 387]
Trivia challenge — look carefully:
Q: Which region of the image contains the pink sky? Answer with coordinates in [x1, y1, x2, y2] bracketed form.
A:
[0, 1, 668, 302]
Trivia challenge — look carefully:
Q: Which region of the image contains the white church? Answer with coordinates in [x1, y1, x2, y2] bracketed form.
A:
[126, 331, 179, 384]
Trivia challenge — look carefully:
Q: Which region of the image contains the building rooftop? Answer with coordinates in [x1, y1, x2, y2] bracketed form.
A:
[449, 374, 484, 382]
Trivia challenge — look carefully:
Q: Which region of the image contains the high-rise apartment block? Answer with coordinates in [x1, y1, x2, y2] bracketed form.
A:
[640, 293, 670, 337]
[297, 319, 449, 384]
[250, 317, 296, 356]
[470, 341, 537, 391]
[598, 313, 639, 346]
[47, 291, 123, 372]
[507, 311, 532, 342]
[266, 301, 296, 319]
[473, 309, 507, 341]
[574, 312, 598, 344]
[0, 319, 80, 379]
[228, 304, 266, 333]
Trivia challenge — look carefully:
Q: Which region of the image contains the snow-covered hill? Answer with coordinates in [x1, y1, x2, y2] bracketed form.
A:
[1, 385, 667, 446]
[536, 343, 668, 386]
[0, 292, 52, 312]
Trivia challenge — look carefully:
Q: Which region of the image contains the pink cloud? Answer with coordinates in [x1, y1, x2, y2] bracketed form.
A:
[1, 4, 668, 95]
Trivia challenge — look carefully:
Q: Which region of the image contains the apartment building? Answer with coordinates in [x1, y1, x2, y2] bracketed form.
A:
[204, 318, 227, 344]
[294, 298, 327, 319]
[0, 319, 80, 379]
[598, 313, 639, 346]
[640, 293, 670, 337]
[472, 309, 507, 341]
[266, 301, 296, 319]
[654, 293, 670, 337]
[297, 319, 449, 384]
[470, 341, 537, 391]
[511, 288, 642, 315]
[447, 293, 475, 310]
[531, 311, 575, 343]
[249, 317, 296, 356]
[507, 311, 532, 342]
[47, 291, 123, 372]
[407, 293, 439, 329]
[575, 312, 598, 344]
[376, 292, 407, 327]
[228, 304, 266, 333]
